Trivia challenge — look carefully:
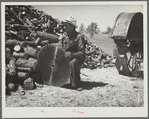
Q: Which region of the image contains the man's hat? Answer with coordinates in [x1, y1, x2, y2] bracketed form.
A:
[63, 16, 78, 28]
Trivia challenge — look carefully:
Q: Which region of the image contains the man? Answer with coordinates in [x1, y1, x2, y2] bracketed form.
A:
[61, 16, 86, 91]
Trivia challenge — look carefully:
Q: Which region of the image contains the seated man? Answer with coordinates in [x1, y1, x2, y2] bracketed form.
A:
[61, 16, 86, 91]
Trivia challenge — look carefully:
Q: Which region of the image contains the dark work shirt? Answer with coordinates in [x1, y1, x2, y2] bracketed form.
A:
[62, 32, 86, 60]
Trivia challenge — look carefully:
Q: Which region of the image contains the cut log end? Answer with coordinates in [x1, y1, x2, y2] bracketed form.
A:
[14, 45, 21, 52]
[7, 83, 15, 91]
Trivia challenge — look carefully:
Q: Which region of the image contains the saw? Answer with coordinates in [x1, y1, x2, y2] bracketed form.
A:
[37, 44, 70, 86]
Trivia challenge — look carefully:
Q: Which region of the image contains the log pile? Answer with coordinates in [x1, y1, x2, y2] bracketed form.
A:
[83, 38, 115, 69]
[5, 5, 62, 94]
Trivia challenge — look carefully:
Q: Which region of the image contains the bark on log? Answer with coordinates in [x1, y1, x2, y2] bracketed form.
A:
[102, 59, 111, 65]
[22, 37, 41, 47]
[25, 17, 34, 27]
[6, 54, 16, 76]
[36, 31, 59, 43]
[13, 52, 28, 59]
[5, 39, 19, 47]
[28, 58, 38, 72]
[5, 18, 15, 24]
[18, 84, 25, 95]
[16, 58, 37, 71]
[17, 72, 29, 80]
[35, 38, 41, 45]
[10, 30, 18, 35]
[23, 77, 34, 90]
[16, 67, 31, 73]
[40, 40, 49, 46]
[28, 57, 36, 61]
[11, 24, 30, 31]
[6, 47, 11, 54]
[22, 41, 37, 47]
[7, 83, 15, 91]
[5, 31, 11, 36]
[6, 8, 24, 25]
[24, 45, 38, 58]
[85, 50, 96, 56]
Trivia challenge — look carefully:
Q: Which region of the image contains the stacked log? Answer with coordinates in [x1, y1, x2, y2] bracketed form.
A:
[83, 38, 115, 69]
[5, 5, 61, 93]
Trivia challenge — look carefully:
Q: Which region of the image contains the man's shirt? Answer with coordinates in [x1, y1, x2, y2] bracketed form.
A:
[62, 32, 86, 60]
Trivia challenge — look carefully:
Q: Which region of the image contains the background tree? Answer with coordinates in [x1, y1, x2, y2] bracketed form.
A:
[86, 22, 99, 38]
[79, 23, 85, 34]
[104, 26, 112, 34]
[95, 28, 100, 34]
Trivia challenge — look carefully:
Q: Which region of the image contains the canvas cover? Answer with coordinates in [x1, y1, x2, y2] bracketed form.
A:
[110, 12, 143, 41]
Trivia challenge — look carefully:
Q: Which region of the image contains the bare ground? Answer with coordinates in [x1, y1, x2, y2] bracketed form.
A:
[5, 66, 144, 107]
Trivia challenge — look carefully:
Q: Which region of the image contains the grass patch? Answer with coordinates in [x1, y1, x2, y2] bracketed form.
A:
[86, 33, 115, 56]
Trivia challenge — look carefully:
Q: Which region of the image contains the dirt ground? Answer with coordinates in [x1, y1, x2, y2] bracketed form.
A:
[5, 66, 144, 107]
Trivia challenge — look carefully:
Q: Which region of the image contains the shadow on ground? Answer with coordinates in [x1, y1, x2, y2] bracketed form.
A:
[62, 81, 108, 90]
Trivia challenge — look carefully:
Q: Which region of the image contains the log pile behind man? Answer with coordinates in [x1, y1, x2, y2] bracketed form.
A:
[5, 5, 61, 94]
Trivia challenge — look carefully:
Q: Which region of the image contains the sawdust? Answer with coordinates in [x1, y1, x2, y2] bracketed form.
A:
[5, 66, 144, 107]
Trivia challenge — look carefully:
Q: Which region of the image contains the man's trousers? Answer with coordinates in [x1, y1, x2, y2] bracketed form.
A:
[70, 58, 84, 87]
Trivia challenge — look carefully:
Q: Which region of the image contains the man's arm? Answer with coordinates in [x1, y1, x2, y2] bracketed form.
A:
[72, 35, 85, 59]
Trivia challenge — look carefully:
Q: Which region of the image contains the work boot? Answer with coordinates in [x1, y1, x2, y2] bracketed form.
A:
[76, 87, 83, 91]
[71, 85, 83, 91]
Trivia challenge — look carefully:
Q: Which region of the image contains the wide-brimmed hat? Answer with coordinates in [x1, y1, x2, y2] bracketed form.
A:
[63, 16, 77, 28]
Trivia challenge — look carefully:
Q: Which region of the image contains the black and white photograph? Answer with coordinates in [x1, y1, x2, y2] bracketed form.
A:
[2, 1, 148, 118]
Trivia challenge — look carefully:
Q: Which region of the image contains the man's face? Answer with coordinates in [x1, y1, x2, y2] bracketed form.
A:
[63, 22, 75, 35]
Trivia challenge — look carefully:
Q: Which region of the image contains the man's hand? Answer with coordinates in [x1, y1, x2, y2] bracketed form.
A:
[58, 32, 67, 40]
[65, 52, 72, 59]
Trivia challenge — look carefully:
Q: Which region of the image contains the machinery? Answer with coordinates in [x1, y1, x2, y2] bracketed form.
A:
[110, 12, 143, 76]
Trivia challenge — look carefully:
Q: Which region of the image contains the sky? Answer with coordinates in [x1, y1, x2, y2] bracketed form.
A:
[32, 3, 143, 32]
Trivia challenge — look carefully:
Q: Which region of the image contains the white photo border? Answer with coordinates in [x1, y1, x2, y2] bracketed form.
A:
[1, 1, 148, 118]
